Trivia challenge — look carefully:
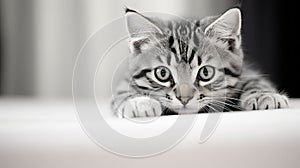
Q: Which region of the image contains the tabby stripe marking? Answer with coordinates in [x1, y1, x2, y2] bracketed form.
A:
[146, 76, 164, 89]
[133, 69, 152, 79]
[168, 36, 174, 48]
[222, 68, 240, 77]
[167, 54, 172, 65]
[170, 48, 179, 63]
[188, 48, 196, 63]
[197, 56, 202, 66]
[182, 44, 188, 62]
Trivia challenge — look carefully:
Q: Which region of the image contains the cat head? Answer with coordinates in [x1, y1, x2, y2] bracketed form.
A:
[125, 8, 243, 113]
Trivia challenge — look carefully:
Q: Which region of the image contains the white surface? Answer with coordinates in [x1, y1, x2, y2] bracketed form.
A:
[1, 98, 300, 168]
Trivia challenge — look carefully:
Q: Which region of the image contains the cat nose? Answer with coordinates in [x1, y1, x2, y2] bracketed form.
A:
[177, 96, 193, 105]
[175, 84, 194, 105]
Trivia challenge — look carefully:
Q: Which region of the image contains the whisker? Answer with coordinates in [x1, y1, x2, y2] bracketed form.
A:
[203, 98, 243, 110]
[200, 99, 230, 112]
[208, 96, 244, 102]
[216, 98, 240, 105]
[205, 104, 216, 112]
[216, 104, 233, 111]
[209, 100, 237, 111]
[206, 103, 223, 113]
[213, 101, 243, 110]
[209, 103, 230, 111]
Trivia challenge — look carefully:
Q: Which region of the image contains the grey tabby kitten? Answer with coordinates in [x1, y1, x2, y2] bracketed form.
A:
[111, 8, 289, 118]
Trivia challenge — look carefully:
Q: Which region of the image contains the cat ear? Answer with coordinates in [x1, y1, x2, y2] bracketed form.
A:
[125, 8, 162, 37]
[204, 8, 242, 51]
[125, 8, 163, 53]
[205, 8, 241, 37]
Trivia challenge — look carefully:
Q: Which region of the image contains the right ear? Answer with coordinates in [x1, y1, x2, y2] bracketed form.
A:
[125, 8, 163, 53]
[203, 8, 242, 52]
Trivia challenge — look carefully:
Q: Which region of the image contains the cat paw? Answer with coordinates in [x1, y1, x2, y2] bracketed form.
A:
[117, 97, 162, 118]
[241, 93, 289, 111]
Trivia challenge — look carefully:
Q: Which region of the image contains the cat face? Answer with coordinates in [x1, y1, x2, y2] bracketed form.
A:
[126, 8, 244, 114]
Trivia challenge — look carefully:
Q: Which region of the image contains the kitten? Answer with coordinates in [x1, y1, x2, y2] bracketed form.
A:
[111, 8, 289, 118]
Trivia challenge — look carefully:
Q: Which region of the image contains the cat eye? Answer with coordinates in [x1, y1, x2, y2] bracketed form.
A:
[198, 65, 215, 82]
[154, 66, 171, 82]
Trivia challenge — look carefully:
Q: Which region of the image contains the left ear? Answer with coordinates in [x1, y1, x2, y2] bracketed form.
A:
[125, 8, 163, 54]
[205, 8, 242, 50]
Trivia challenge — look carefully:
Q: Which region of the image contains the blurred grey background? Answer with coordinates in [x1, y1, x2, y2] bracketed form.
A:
[1, 0, 296, 98]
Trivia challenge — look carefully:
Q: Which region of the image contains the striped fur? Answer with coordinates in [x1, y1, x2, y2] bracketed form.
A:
[111, 8, 288, 118]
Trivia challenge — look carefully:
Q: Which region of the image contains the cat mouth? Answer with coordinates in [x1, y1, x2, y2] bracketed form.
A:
[163, 104, 211, 115]
[165, 106, 202, 115]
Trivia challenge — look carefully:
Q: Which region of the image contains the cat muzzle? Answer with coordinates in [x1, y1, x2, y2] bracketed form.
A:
[175, 84, 194, 105]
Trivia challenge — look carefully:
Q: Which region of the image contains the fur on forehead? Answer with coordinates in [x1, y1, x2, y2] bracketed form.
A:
[125, 8, 243, 71]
